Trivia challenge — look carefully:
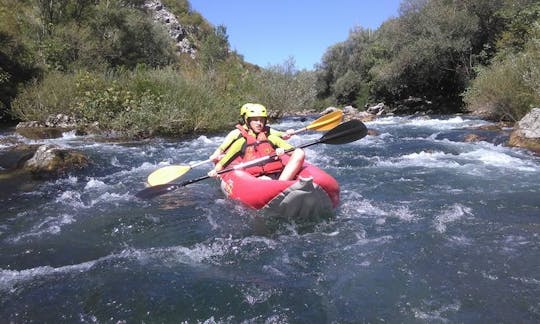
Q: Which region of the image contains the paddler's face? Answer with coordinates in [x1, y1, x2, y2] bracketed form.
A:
[248, 117, 266, 133]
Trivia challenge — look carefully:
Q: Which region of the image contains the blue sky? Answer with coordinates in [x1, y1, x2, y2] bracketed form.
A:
[189, 0, 402, 70]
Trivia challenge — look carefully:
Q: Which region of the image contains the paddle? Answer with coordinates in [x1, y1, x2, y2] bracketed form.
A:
[288, 110, 343, 134]
[147, 159, 212, 187]
[145, 110, 343, 186]
[135, 119, 367, 200]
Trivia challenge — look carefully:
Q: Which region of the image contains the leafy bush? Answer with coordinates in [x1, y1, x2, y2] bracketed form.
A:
[249, 58, 317, 116]
[12, 65, 241, 137]
[463, 22, 540, 121]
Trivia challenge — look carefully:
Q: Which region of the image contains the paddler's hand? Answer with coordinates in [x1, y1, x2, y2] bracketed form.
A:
[281, 129, 295, 140]
[209, 150, 222, 163]
[208, 168, 218, 178]
[208, 164, 223, 177]
[275, 148, 285, 156]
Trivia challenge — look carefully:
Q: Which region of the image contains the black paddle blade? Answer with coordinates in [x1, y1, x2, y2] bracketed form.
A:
[319, 119, 368, 145]
[135, 183, 180, 200]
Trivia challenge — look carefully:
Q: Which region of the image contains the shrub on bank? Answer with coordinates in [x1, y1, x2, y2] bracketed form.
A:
[463, 23, 540, 121]
[11, 60, 316, 138]
[11, 67, 237, 137]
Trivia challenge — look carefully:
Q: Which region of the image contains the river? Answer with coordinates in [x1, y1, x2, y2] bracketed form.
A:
[1, 115, 539, 323]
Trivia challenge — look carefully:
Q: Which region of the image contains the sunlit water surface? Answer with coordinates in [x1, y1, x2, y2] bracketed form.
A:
[1, 115, 539, 322]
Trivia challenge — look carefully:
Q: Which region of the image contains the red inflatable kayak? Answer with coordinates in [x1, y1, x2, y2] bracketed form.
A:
[218, 160, 339, 221]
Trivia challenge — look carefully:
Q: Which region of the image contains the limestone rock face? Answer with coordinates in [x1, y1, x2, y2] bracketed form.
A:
[143, 0, 197, 57]
[508, 108, 540, 154]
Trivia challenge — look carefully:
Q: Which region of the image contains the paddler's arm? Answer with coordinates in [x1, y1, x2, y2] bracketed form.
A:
[269, 127, 295, 140]
[268, 134, 294, 151]
[208, 138, 246, 177]
[209, 129, 242, 162]
[269, 134, 305, 181]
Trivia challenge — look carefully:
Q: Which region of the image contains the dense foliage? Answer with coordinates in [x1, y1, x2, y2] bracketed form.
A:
[316, 0, 540, 119]
[1, 0, 315, 136]
[1, 0, 539, 136]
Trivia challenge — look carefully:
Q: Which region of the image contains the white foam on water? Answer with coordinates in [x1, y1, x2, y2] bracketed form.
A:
[481, 271, 499, 281]
[446, 235, 474, 246]
[53, 183, 131, 210]
[61, 130, 78, 139]
[460, 148, 539, 171]
[433, 204, 473, 233]
[339, 191, 387, 218]
[374, 115, 489, 130]
[110, 156, 122, 167]
[0, 249, 141, 292]
[412, 300, 461, 322]
[105, 161, 158, 182]
[374, 141, 539, 174]
[9, 213, 76, 243]
[0, 239, 263, 292]
[391, 205, 418, 222]
[365, 131, 394, 145]
[341, 191, 420, 226]
[90, 191, 132, 206]
[83, 178, 107, 190]
[501, 235, 533, 254]
[368, 116, 405, 125]
[55, 191, 86, 208]
[62, 175, 79, 185]
[145, 236, 276, 266]
[242, 285, 278, 305]
[0, 260, 96, 292]
[191, 135, 215, 145]
[510, 276, 540, 285]
[377, 150, 462, 169]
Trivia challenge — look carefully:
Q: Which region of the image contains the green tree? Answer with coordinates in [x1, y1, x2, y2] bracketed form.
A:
[252, 58, 317, 116]
[199, 24, 230, 71]
[463, 20, 540, 121]
[315, 26, 376, 105]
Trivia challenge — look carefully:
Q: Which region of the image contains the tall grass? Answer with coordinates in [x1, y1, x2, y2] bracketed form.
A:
[11, 59, 318, 138]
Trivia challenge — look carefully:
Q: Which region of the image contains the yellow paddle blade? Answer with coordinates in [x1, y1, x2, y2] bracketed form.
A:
[305, 110, 343, 131]
[147, 165, 191, 186]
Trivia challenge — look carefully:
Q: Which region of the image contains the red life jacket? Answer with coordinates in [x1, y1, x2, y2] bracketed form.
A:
[234, 124, 284, 177]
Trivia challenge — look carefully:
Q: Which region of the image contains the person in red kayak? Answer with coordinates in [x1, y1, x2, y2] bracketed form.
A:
[208, 103, 294, 162]
[207, 103, 304, 181]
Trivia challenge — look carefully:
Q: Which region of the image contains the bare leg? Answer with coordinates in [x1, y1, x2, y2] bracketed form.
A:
[279, 148, 305, 181]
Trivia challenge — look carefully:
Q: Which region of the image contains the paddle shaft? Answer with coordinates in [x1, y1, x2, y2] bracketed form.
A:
[189, 158, 213, 168]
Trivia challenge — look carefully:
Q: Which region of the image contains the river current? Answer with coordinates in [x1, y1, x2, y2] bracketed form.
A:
[1, 115, 539, 323]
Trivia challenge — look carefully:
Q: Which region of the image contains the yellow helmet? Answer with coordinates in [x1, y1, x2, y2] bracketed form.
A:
[241, 103, 267, 119]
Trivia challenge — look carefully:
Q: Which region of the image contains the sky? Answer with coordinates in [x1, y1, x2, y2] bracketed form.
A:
[189, 0, 402, 70]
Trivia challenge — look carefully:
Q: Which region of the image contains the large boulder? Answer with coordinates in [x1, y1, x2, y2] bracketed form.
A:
[508, 108, 540, 154]
[24, 144, 90, 178]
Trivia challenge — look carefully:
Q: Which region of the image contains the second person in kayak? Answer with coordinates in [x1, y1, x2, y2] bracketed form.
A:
[207, 103, 304, 181]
